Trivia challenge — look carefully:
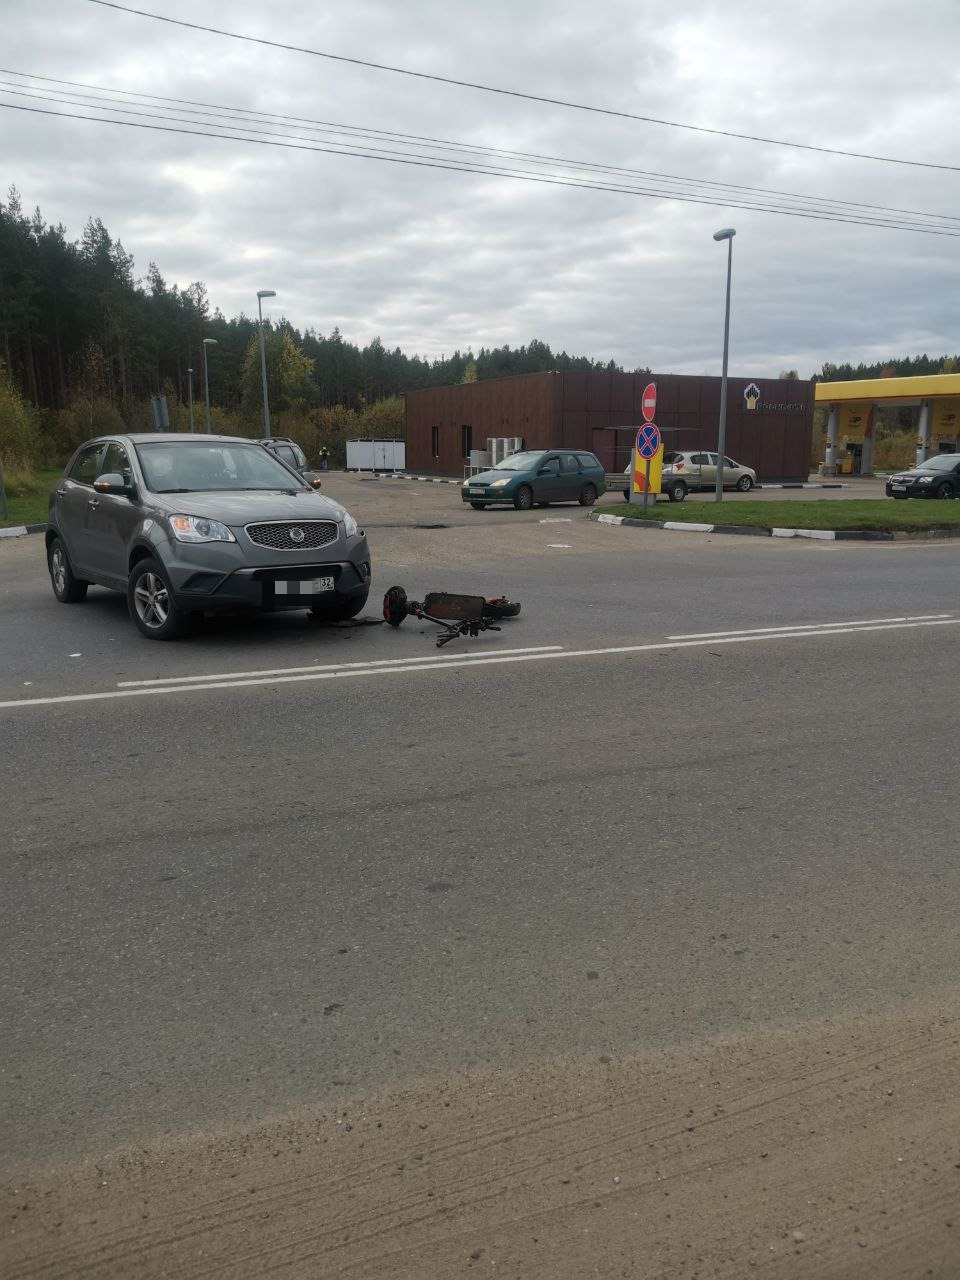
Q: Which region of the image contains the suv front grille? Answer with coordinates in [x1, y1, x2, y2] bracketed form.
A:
[245, 520, 339, 550]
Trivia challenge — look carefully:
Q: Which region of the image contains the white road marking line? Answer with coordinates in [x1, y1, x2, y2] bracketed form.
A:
[546, 544, 572, 549]
[117, 646, 562, 688]
[668, 614, 952, 640]
[2, 617, 959, 711]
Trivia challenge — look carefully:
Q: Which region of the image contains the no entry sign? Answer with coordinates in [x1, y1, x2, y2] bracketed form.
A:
[641, 382, 657, 423]
[635, 422, 661, 459]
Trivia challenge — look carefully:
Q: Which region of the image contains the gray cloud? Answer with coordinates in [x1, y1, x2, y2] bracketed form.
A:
[3, 0, 959, 378]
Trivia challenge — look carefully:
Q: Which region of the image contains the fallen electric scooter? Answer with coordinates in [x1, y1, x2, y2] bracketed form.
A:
[383, 586, 521, 648]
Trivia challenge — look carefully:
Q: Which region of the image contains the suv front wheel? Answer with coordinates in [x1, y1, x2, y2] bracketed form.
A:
[666, 481, 688, 503]
[128, 558, 188, 640]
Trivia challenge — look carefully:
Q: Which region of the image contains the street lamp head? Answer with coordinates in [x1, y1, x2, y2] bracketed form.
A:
[257, 289, 277, 299]
[713, 227, 736, 241]
[187, 367, 193, 373]
[202, 338, 218, 347]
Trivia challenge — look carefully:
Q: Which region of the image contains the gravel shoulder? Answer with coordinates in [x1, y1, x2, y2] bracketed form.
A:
[4, 997, 959, 1280]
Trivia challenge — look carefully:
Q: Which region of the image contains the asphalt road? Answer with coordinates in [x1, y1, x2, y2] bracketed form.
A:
[2, 474, 959, 1173]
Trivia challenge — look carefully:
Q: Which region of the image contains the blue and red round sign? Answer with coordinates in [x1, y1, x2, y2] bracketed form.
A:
[635, 422, 661, 459]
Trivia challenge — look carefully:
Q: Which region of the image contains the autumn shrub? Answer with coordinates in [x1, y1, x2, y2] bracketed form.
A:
[45, 397, 126, 462]
[0, 366, 42, 479]
[358, 395, 404, 439]
[873, 435, 915, 470]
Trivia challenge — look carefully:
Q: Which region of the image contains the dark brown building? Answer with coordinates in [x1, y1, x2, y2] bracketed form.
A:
[405, 371, 813, 482]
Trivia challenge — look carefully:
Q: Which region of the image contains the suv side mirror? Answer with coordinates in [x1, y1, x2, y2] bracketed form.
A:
[93, 472, 135, 497]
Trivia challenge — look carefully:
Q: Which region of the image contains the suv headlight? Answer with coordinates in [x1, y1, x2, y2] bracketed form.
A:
[169, 514, 236, 543]
[489, 478, 511, 488]
[343, 512, 359, 537]
[918, 476, 934, 484]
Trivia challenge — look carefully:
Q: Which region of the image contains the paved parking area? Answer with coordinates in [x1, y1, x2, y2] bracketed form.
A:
[336, 471, 888, 522]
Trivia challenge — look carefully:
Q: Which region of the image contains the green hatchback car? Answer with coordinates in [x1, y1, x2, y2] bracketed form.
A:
[461, 449, 605, 510]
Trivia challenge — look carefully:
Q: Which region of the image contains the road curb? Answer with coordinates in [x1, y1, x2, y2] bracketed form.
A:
[0, 522, 47, 539]
[349, 471, 461, 485]
[590, 512, 960, 541]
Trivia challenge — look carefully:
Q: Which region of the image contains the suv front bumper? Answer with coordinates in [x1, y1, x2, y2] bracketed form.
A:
[161, 535, 372, 609]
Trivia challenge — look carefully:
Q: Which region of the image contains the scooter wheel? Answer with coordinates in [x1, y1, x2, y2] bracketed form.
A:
[383, 585, 409, 626]
[484, 596, 521, 619]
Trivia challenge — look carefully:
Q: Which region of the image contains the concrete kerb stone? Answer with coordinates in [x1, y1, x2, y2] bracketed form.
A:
[590, 511, 960, 542]
[348, 471, 461, 485]
[0, 522, 47, 539]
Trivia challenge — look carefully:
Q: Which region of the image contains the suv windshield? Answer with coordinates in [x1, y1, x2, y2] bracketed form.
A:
[495, 451, 545, 472]
[136, 441, 307, 493]
[918, 454, 958, 472]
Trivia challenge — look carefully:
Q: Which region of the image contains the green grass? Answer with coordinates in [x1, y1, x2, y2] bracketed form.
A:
[0, 469, 60, 529]
[601, 498, 960, 533]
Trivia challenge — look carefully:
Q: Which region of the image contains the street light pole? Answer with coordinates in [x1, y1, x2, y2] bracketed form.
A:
[202, 339, 218, 434]
[187, 366, 195, 432]
[713, 227, 736, 503]
[257, 289, 277, 438]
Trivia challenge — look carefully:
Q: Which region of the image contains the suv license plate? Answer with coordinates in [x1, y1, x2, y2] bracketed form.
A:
[469, 488, 484, 495]
[275, 577, 334, 595]
[891, 484, 906, 491]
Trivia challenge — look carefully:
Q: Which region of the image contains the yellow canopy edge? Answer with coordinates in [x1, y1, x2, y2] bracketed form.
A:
[815, 373, 960, 403]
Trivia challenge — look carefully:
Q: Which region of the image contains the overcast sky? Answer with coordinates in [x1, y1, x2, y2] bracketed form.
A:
[3, 0, 959, 379]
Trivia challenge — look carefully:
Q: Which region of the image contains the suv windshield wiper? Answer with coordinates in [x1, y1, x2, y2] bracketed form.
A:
[236, 486, 299, 495]
[154, 487, 194, 493]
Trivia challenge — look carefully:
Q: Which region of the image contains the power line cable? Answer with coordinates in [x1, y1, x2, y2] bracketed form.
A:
[4, 100, 959, 237]
[84, 0, 960, 174]
[2, 74, 957, 230]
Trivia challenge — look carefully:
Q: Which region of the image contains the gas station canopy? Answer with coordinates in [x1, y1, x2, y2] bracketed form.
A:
[815, 374, 960, 475]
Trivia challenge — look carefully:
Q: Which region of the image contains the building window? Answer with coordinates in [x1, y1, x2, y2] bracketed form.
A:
[461, 424, 472, 459]
[431, 425, 440, 459]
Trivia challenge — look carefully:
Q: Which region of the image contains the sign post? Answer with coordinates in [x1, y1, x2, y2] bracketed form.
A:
[634, 422, 662, 513]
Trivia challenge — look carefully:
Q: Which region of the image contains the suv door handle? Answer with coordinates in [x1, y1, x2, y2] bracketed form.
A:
[88, 498, 100, 509]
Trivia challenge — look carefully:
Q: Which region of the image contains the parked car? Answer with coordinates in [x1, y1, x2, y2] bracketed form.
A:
[257, 436, 324, 487]
[622, 451, 758, 502]
[46, 434, 371, 639]
[462, 449, 605, 510]
[885, 454, 960, 499]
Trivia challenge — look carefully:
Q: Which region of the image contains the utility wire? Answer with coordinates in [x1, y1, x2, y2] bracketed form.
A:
[84, 0, 960, 175]
[4, 100, 959, 238]
[2, 76, 957, 231]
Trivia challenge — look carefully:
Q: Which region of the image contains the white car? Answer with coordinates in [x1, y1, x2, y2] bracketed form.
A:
[623, 451, 758, 503]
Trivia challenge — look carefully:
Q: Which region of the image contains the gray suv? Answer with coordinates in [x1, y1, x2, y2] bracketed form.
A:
[46, 434, 371, 639]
